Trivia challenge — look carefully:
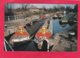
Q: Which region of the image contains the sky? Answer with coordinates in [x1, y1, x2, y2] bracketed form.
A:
[7, 4, 76, 9]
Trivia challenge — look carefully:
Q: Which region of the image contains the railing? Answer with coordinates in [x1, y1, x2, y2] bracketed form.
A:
[5, 15, 27, 21]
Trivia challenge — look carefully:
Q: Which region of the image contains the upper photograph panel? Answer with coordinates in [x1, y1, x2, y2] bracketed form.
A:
[4, 4, 77, 51]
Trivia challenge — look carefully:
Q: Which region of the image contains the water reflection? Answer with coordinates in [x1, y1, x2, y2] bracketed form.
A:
[53, 19, 72, 34]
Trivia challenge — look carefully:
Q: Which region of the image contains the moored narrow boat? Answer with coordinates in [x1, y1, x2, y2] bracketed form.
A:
[9, 26, 30, 45]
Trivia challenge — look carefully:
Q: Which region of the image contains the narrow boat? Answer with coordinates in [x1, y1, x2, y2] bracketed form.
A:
[35, 20, 52, 51]
[9, 26, 30, 45]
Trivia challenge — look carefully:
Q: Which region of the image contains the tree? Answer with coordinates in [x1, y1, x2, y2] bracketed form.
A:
[53, 6, 59, 12]
[22, 4, 29, 10]
[73, 5, 77, 13]
[42, 6, 47, 11]
[5, 4, 14, 16]
[66, 6, 73, 13]
[59, 6, 65, 11]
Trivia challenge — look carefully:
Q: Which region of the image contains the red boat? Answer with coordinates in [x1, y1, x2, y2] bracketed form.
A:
[35, 21, 52, 51]
[35, 20, 52, 39]
[9, 26, 30, 45]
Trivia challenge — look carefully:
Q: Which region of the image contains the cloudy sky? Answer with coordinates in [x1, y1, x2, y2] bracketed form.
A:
[7, 4, 76, 9]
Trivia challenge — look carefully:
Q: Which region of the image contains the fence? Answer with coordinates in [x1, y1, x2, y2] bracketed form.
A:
[5, 15, 27, 21]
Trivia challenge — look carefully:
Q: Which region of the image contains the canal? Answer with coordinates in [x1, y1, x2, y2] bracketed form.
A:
[51, 19, 73, 34]
[5, 17, 76, 51]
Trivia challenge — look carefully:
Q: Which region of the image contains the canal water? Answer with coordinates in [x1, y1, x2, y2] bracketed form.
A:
[49, 19, 72, 35]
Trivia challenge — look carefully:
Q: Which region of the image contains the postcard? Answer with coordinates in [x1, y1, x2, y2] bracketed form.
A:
[0, 0, 80, 58]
